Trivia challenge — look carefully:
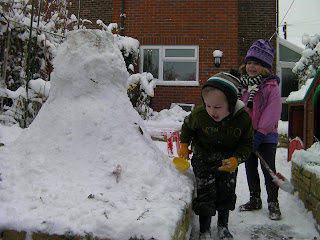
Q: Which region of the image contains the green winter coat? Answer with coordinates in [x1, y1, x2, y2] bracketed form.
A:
[180, 100, 254, 166]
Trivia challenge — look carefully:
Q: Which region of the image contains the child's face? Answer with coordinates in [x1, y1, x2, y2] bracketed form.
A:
[246, 60, 261, 78]
[203, 88, 230, 122]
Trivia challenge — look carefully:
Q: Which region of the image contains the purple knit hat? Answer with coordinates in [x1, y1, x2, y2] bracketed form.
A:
[245, 39, 276, 71]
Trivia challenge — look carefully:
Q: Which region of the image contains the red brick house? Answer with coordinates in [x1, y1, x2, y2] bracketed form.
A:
[69, 0, 277, 112]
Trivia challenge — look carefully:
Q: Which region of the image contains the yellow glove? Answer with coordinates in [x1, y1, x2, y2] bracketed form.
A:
[178, 143, 190, 160]
[218, 157, 238, 172]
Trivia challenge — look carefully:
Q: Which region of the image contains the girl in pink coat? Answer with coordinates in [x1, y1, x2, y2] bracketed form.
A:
[238, 39, 282, 220]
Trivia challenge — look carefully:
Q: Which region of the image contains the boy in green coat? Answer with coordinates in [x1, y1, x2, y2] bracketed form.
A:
[178, 72, 254, 240]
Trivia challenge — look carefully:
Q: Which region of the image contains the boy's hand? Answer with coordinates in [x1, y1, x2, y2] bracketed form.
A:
[178, 143, 190, 160]
[218, 157, 238, 172]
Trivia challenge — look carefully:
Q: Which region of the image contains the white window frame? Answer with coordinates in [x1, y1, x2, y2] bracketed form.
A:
[277, 61, 297, 103]
[139, 45, 199, 86]
[170, 103, 195, 112]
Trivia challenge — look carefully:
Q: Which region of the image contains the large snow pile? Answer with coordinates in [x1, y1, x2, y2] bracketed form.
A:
[0, 29, 194, 239]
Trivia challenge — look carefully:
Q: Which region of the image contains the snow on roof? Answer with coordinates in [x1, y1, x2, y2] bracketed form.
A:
[277, 37, 303, 54]
[286, 68, 320, 102]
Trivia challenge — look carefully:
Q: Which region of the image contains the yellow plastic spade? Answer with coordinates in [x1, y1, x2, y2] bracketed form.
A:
[172, 157, 190, 171]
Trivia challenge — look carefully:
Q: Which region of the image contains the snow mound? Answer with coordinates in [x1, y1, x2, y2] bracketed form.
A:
[0, 29, 194, 240]
[292, 142, 320, 176]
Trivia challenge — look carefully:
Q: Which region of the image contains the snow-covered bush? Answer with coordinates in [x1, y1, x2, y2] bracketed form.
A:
[0, 0, 87, 127]
[0, 79, 50, 126]
[97, 20, 155, 120]
[293, 33, 320, 86]
[0, 3, 154, 127]
[116, 30, 155, 120]
[127, 72, 155, 120]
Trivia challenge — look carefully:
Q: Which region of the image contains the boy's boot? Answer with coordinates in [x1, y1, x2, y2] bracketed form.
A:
[199, 231, 211, 240]
[217, 210, 233, 240]
[239, 181, 262, 211]
[199, 216, 212, 240]
[266, 184, 281, 220]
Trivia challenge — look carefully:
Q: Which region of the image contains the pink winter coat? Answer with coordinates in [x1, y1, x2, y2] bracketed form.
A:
[240, 75, 282, 143]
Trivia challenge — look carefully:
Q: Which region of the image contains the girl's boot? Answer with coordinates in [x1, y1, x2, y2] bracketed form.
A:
[266, 184, 281, 220]
[239, 180, 262, 211]
[217, 210, 233, 240]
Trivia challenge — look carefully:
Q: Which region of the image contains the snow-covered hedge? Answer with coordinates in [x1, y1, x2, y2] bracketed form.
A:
[293, 34, 320, 85]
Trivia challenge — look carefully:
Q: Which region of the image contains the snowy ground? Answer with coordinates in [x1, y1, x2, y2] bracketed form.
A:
[144, 113, 320, 239]
[155, 138, 319, 240]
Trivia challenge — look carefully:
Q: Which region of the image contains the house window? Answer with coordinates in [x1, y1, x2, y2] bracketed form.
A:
[279, 65, 300, 121]
[279, 45, 301, 62]
[281, 67, 299, 97]
[140, 45, 199, 86]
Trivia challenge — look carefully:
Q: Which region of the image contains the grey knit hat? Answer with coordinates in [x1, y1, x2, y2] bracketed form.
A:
[202, 72, 241, 113]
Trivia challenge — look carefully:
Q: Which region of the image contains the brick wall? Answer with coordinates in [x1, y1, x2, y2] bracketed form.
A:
[113, 0, 239, 111]
[151, 86, 202, 110]
[238, 0, 277, 69]
[68, 0, 113, 29]
[65, 0, 277, 111]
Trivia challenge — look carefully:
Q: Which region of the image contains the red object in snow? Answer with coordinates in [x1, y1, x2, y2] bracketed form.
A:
[163, 129, 180, 155]
[288, 137, 304, 162]
[113, 164, 122, 183]
[147, 128, 181, 155]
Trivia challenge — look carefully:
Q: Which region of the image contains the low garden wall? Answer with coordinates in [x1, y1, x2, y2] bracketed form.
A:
[278, 134, 289, 148]
[291, 162, 320, 232]
[0, 203, 193, 240]
[280, 134, 320, 232]
[284, 130, 320, 232]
